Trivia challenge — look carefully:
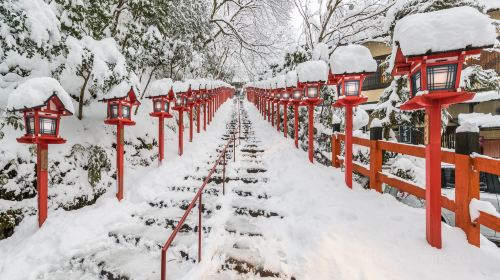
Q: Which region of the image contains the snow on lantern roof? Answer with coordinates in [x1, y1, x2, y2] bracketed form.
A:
[393, 7, 496, 57]
[187, 79, 200, 91]
[147, 78, 173, 98]
[173, 81, 189, 94]
[7, 77, 75, 114]
[286, 71, 298, 88]
[312, 43, 330, 62]
[104, 80, 140, 104]
[269, 77, 278, 89]
[276, 75, 287, 89]
[330, 45, 377, 75]
[296, 60, 329, 83]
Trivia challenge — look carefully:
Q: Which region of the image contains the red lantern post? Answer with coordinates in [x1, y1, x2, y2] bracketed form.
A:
[391, 7, 496, 248]
[296, 60, 329, 163]
[330, 45, 377, 188]
[147, 79, 174, 166]
[8, 78, 74, 227]
[100, 83, 141, 201]
[172, 81, 190, 156]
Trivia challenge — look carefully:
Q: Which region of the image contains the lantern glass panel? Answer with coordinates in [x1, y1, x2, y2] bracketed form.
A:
[411, 71, 421, 97]
[26, 116, 35, 134]
[345, 81, 360, 96]
[282, 93, 290, 99]
[427, 64, 457, 91]
[276, 93, 281, 99]
[337, 84, 342, 96]
[164, 101, 170, 112]
[175, 98, 183, 106]
[154, 101, 162, 112]
[293, 89, 303, 100]
[110, 104, 119, 118]
[39, 117, 56, 135]
[307, 87, 318, 98]
[122, 105, 131, 119]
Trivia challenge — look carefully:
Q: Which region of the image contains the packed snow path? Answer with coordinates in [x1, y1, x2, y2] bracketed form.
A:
[2, 98, 500, 280]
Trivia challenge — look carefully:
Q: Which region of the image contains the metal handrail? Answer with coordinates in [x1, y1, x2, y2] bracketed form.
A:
[160, 109, 240, 280]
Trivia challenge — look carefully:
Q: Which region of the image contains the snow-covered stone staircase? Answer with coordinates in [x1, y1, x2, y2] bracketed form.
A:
[203, 100, 294, 280]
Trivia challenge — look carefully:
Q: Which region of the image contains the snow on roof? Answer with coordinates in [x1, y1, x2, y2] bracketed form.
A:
[456, 122, 479, 133]
[173, 81, 189, 94]
[7, 77, 74, 114]
[312, 43, 330, 62]
[276, 75, 287, 89]
[393, 7, 496, 57]
[147, 78, 173, 98]
[296, 60, 329, 83]
[186, 79, 200, 91]
[461, 91, 500, 103]
[330, 45, 377, 75]
[458, 112, 500, 128]
[286, 71, 298, 88]
[105, 80, 138, 100]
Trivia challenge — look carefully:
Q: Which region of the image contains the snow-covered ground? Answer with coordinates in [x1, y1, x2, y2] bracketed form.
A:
[1, 97, 500, 280]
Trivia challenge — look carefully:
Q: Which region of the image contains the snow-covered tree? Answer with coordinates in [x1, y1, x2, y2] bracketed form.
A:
[293, 0, 392, 51]
[58, 36, 129, 120]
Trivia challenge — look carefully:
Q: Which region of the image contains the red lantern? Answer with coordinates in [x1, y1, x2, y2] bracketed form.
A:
[286, 70, 302, 147]
[391, 7, 496, 249]
[100, 82, 141, 201]
[296, 60, 329, 163]
[7, 77, 74, 227]
[147, 79, 174, 166]
[329, 45, 377, 189]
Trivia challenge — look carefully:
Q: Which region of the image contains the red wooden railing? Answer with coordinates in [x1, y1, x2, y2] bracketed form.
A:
[332, 133, 500, 247]
[160, 108, 240, 280]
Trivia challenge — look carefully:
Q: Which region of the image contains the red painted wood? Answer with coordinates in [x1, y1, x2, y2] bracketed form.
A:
[345, 105, 353, 188]
[37, 143, 48, 227]
[197, 105, 201, 134]
[178, 111, 184, 156]
[283, 103, 288, 138]
[294, 104, 299, 149]
[189, 106, 193, 142]
[116, 123, 124, 201]
[276, 102, 280, 131]
[159, 117, 164, 165]
[308, 104, 314, 163]
[426, 106, 442, 249]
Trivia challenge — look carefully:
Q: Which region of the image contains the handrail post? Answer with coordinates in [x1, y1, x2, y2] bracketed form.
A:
[198, 194, 202, 262]
[223, 152, 226, 195]
[161, 250, 166, 280]
[233, 132, 236, 162]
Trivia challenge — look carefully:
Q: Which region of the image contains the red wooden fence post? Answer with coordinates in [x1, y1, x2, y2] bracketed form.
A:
[369, 125, 383, 193]
[331, 134, 341, 168]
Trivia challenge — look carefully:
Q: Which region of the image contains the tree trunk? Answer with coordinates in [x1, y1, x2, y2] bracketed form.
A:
[77, 74, 91, 120]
